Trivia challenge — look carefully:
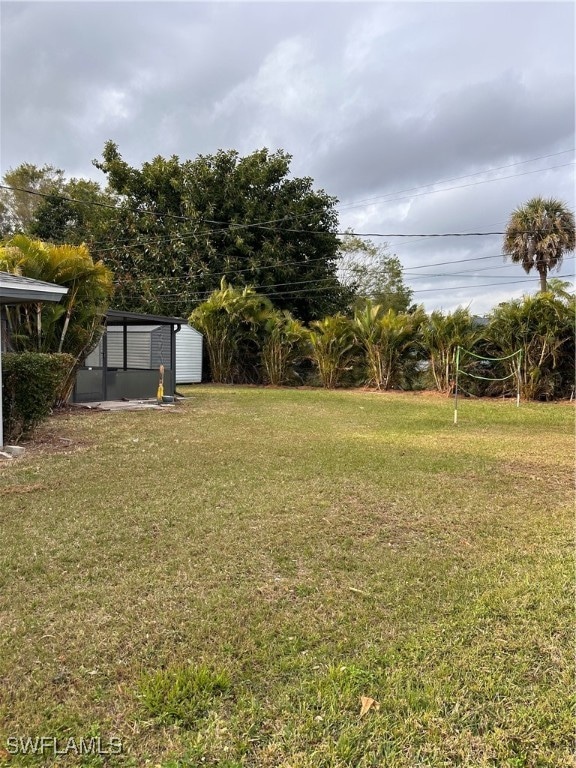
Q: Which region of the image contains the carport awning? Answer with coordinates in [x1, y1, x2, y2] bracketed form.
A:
[106, 309, 185, 326]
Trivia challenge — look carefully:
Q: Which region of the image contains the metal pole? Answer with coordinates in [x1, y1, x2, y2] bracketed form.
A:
[0, 308, 4, 448]
[453, 346, 460, 425]
[516, 350, 522, 407]
[171, 324, 179, 396]
[102, 324, 108, 401]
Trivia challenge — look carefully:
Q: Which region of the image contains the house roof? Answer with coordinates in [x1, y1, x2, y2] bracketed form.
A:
[0, 271, 68, 304]
[106, 309, 186, 326]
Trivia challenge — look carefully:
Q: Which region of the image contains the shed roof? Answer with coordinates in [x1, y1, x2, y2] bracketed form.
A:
[0, 271, 68, 304]
[106, 309, 185, 326]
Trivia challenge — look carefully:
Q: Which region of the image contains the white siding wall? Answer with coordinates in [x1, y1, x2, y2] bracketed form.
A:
[176, 325, 203, 383]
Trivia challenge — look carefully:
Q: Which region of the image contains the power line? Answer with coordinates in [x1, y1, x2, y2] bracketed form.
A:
[0, 180, 532, 239]
[1, 152, 573, 241]
[335, 161, 576, 213]
[334, 149, 575, 211]
[109, 247, 576, 288]
[117, 272, 573, 304]
[111, 252, 514, 287]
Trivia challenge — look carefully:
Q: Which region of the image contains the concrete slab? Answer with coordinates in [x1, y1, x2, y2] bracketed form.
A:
[70, 399, 175, 411]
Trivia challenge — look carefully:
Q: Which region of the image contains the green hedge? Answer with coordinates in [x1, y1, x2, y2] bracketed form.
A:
[1, 352, 75, 443]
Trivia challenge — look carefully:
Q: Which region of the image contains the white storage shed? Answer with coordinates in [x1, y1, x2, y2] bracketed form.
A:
[176, 324, 203, 384]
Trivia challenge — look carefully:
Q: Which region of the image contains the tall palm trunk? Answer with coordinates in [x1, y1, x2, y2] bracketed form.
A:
[538, 268, 547, 293]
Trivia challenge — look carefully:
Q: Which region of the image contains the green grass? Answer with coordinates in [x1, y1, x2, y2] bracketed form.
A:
[0, 386, 573, 767]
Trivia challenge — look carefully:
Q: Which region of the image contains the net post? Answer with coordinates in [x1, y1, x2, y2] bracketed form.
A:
[516, 349, 522, 407]
[453, 346, 460, 425]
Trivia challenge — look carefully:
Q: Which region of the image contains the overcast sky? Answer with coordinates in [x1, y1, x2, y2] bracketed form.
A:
[1, 1, 574, 313]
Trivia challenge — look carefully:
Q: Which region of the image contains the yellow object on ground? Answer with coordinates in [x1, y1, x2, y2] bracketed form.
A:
[157, 364, 165, 402]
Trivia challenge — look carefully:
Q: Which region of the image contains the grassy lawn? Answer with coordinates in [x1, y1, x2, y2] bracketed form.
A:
[0, 386, 573, 767]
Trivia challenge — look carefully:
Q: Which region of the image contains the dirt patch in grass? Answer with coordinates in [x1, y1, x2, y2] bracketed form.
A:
[0, 482, 50, 495]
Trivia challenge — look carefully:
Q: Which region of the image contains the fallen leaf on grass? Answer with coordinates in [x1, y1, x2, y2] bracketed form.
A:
[359, 696, 380, 717]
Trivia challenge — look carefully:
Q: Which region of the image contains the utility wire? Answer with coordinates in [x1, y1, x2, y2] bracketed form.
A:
[334, 149, 575, 211]
[334, 161, 576, 213]
[117, 272, 573, 303]
[0, 180, 536, 239]
[110, 252, 516, 287]
[1, 152, 573, 239]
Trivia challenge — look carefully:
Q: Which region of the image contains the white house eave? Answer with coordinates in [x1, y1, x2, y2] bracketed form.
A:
[0, 272, 68, 304]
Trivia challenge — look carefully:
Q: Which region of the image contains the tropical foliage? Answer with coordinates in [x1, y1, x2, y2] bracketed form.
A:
[308, 315, 357, 388]
[420, 307, 478, 393]
[503, 197, 575, 293]
[353, 302, 424, 390]
[261, 311, 308, 386]
[486, 291, 575, 400]
[0, 235, 113, 401]
[189, 280, 273, 384]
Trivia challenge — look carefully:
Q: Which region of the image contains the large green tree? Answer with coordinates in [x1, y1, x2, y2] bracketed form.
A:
[337, 232, 413, 312]
[0, 163, 65, 237]
[29, 177, 117, 248]
[93, 142, 350, 322]
[503, 197, 575, 293]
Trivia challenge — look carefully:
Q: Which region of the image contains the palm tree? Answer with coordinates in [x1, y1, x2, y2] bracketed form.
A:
[189, 279, 273, 383]
[487, 292, 575, 400]
[308, 315, 356, 388]
[503, 197, 575, 293]
[353, 302, 424, 390]
[420, 307, 478, 394]
[260, 311, 308, 386]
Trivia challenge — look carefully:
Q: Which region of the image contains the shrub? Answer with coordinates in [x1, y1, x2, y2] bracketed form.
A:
[1, 352, 75, 442]
[0, 236, 113, 403]
[420, 308, 478, 394]
[486, 292, 575, 400]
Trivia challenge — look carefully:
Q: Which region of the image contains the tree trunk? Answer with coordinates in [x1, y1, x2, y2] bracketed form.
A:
[538, 268, 547, 293]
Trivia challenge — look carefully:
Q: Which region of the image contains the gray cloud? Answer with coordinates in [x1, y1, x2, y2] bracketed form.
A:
[1, 1, 574, 311]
